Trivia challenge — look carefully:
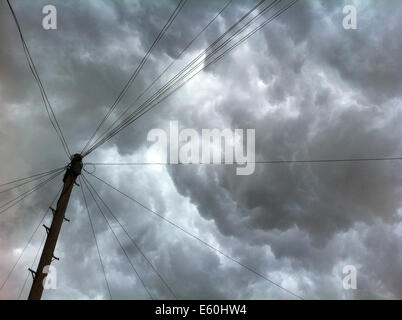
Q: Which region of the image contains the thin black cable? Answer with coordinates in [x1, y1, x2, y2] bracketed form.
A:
[92, 0, 234, 149]
[101, 0, 282, 145]
[82, 0, 187, 154]
[79, 177, 113, 300]
[81, 0, 188, 155]
[134, 0, 234, 108]
[0, 169, 63, 209]
[82, 174, 177, 300]
[85, 0, 286, 156]
[86, 171, 304, 300]
[86, 1, 298, 155]
[81, 177, 153, 300]
[83, 0, 268, 156]
[0, 166, 65, 188]
[0, 185, 62, 291]
[21, 37, 71, 158]
[84, 157, 402, 166]
[6, 0, 71, 158]
[84, 0, 269, 155]
[0, 168, 64, 195]
[0, 170, 63, 216]
[87, 0, 296, 153]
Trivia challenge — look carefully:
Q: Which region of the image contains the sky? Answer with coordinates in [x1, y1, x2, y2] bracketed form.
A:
[0, 0, 401, 300]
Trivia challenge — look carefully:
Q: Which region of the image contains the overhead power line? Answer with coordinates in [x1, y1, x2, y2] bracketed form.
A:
[83, 0, 298, 156]
[0, 167, 65, 189]
[81, 0, 189, 155]
[82, 174, 177, 300]
[103, 0, 290, 145]
[105, 0, 298, 151]
[92, 0, 234, 150]
[6, 0, 71, 158]
[84, 157, 402, 166]
[0, 171, 63, 216]
[85, 171, 304, 300]
[83, 0, 271, 155]
[79, 177, 113, 300]
[81, 177, 154, 300]
[0, 168, 65, 195]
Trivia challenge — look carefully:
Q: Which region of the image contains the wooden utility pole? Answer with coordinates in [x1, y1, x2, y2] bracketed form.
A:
[28, 154, 83, 300]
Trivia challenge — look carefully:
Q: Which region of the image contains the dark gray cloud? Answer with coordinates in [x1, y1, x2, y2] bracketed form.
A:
[0, 0, 401, 300]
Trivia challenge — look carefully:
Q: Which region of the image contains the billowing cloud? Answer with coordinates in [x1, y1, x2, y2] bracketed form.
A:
[0, 0, 401, 300]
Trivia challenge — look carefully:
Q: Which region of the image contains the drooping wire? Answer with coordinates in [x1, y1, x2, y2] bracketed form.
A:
[91, 0, 234, 150]
[81, 177, 153, 300]
[0, 169, 63, 210]
[84, 0, 269, 155]
[84, 0, 293, 156]
[82, 174, 177, 300]
[89, 0, 299, 155]
[0, 166, 65, 189]
[0, 167, 65, 195]
[85, 0, 306, 162]
[84, 157, 402, 166]
[81, 0, 188, 155]
[0, 170, 64, 216]
[6, 0, 71, 158]
[98, 0, 283, 144]
[0, 185, 62, 292]
[79, 177, 113, 300]
[85, 171, 304, 300]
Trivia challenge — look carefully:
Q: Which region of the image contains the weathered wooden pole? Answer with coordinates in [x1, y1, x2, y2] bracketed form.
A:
[28, 154, 83, 300]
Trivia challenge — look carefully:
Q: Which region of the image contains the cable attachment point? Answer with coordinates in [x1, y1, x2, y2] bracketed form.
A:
[28, 268, 37, 280]
[49, 207, 56, 214]
[43, 224, 50, 234]
[63, 154, 83, 182]
[52, 255, 59, 262]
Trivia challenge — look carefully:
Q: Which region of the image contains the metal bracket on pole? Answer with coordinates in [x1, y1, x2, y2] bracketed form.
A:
[50, 207, 56, 214]
[42, 224, 50, 234]
[52, 255, 60, 262]
[63, 217, 70, 223]
[28, 268, 37, 280]
[74, 182, 80, 187]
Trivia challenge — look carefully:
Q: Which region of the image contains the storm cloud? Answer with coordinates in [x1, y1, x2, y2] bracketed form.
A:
[0, 0, 401, 300]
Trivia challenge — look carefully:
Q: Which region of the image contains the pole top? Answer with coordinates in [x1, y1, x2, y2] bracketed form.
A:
[69, 153, 83, 176]
[71, 153, 83, 161]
